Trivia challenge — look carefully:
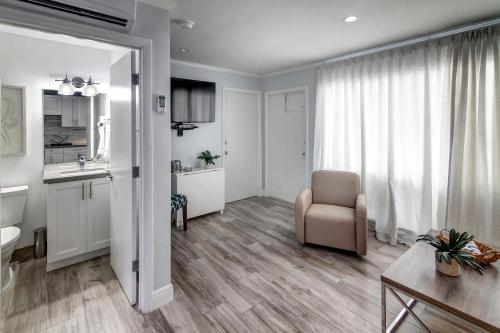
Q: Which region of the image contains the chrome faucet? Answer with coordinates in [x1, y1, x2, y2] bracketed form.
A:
[78, 153, 86, 168]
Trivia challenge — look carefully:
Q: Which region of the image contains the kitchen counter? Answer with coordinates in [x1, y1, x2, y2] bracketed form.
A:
[43, 162, 110, 184]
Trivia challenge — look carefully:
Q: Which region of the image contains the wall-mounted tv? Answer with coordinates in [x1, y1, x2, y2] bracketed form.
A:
[171, 77, 216, 123]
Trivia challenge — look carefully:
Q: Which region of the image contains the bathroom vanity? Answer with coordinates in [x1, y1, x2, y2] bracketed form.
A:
[44, 162, 111, 271]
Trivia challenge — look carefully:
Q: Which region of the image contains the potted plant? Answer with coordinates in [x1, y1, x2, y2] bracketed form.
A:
[197, 150, 221, 169]
[417, 229, 485, 276]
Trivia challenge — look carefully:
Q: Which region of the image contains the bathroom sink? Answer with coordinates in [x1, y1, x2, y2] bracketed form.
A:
[60, 168, 106, 175]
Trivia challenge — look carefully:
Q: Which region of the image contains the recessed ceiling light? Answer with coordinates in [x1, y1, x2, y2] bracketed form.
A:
[344, 16, 358, 23]
[179, 48, 191, 53]
[177, 19, 195, 30]
[252, 64, 260, 68]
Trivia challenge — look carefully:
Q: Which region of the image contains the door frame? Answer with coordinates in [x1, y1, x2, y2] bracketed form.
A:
[222, 87, 263, 197]
[264, 87, 309, 197]
[0, 10, 154, 312]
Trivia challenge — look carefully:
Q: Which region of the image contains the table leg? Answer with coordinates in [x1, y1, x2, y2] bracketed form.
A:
[388, 288, 431, 333]
[381, 282, 386, 333]
[183, 204, 188, 231]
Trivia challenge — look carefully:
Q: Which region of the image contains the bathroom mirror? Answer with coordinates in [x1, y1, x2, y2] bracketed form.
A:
[43, 90, 109, 164]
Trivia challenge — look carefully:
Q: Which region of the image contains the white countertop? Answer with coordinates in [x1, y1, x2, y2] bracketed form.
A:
[44, 162, 111, 184]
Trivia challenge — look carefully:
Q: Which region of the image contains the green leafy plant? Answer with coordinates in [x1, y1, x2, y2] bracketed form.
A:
[197, 150, 221, 166]
[417, 229, 485, 275]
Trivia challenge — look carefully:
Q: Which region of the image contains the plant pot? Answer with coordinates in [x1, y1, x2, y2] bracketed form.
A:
[202, 161, 213, 169]
[435, 255, 461, 277]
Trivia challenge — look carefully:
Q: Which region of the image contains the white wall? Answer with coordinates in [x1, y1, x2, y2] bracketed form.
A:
[131, 2, 172, 292]
[0, 1, 174, 311]
[170, 63, 318, 190]
[0, 31, 111, 249]
[261, 68, 318, 186]
[171, 62, 261, 168]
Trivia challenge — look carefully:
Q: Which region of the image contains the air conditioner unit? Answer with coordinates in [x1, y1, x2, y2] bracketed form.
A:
[0, 0, 136, 32]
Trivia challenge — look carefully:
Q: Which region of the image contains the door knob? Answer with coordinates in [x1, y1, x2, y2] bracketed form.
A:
[225, 151, 228, 156]
[302, 152, 306, 156]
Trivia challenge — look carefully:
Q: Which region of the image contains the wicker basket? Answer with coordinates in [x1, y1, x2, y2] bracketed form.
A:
[437, 231, 500, 265]
[472, 240, 500, 265]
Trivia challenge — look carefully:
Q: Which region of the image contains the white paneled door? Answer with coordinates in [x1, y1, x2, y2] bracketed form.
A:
[223, 89, 261, 203]
[110, 50, 138, 305]
[267, 90, 307, 203]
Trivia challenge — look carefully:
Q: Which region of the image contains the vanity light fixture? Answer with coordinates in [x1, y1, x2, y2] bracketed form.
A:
[56, 74, 99, 96]
[57, 74, 75, 95]
[344, 16, 358, 23]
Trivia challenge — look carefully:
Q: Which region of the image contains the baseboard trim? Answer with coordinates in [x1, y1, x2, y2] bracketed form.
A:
[151, 284, 174, 310]
[46, 247, 110, 272]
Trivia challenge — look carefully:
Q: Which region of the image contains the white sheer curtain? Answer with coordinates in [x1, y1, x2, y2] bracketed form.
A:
[314, 29, 500, 246]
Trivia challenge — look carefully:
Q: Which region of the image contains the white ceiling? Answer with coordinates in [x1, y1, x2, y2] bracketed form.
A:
[0, 23, 129, 55]
[170, 0, 500, 75]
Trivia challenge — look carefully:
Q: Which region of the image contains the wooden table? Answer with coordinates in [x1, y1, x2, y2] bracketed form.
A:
[381, 240, 500, 333]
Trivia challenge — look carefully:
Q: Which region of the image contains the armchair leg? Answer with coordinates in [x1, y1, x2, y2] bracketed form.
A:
[183, 204, 188, 231]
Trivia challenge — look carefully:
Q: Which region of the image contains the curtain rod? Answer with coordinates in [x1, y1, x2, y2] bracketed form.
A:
[323, 17, 500, 65]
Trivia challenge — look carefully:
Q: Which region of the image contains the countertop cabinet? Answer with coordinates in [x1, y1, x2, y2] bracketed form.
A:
[60, 96, 75, 127]
[172, 168, 225, 219]
[61, 96, 89, 128]
[75, 97, 89, 127]
[47, 177, 110, 268]
[43, 95, 61, 115]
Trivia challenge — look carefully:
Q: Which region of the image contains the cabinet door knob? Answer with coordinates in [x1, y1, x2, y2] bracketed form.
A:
[81, 182, 85, 200]
[89, 181, 92, 199]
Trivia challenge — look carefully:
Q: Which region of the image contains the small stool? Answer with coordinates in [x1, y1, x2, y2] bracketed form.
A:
[171, 194, 188, 230]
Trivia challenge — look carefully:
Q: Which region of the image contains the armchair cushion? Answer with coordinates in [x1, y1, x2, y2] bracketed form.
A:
[305, 204, 356, 251]
[311, 170, 360, 208]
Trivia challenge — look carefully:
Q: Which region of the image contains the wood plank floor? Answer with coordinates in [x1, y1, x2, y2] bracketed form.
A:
[1, 197, 484, 332]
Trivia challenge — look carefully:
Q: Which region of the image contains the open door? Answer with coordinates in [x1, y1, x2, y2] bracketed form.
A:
[110, 51, 138, 305]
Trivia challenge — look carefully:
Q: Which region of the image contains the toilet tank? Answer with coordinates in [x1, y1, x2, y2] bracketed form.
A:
[1, 186, 28, 227]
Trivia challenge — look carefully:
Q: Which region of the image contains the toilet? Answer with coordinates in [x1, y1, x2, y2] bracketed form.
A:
[1, 185, 28, 292]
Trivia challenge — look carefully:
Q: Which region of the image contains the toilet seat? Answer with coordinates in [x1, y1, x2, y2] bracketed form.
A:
[1, 226, 21, 249]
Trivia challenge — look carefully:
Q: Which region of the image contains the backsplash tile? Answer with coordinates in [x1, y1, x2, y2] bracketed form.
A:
[44, 115, 87, 146]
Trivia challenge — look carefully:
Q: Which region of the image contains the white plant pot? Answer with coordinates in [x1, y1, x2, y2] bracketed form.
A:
[202, 161, 213, 169]
[435, 255, 461, 277]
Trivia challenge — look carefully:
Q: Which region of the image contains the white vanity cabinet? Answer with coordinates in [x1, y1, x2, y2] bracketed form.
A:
[47, 180, 87, 263]
[47, 177, 110, 270]
[86, 177, 111, 252]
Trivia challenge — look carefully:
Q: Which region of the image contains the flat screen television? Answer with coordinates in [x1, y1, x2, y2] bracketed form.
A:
[171, 77, 216, 123]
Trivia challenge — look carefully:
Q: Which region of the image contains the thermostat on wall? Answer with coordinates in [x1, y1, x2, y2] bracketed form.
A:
[156, 95, 166, 113]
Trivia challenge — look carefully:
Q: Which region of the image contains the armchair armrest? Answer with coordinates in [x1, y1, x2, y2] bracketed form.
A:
[295, 188, 312, 244]
[355, 194, 368, 255]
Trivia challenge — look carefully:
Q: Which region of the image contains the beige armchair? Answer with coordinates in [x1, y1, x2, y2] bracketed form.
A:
[295, 170, 367, 255]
